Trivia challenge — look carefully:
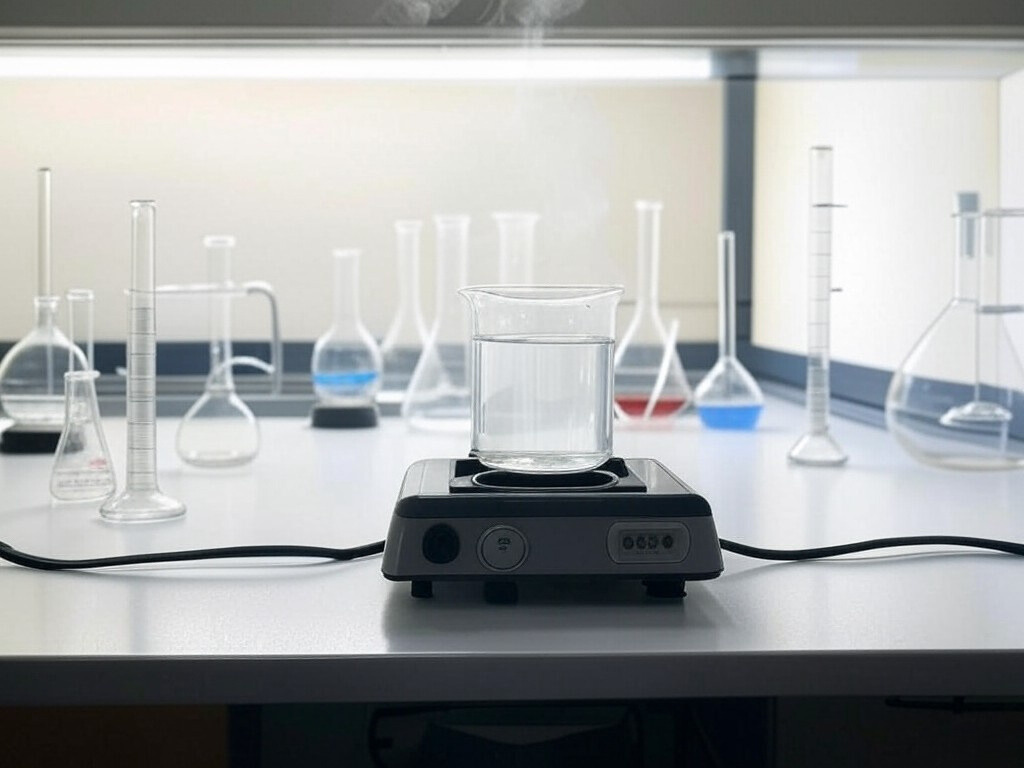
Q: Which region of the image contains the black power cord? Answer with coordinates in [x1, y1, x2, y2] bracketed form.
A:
[0, 535, 1022, 572]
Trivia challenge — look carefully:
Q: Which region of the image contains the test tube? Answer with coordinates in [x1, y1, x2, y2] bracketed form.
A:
[100, 201, 186, 521]
[66, 289, 94, 372]
[788, 146, 848, 466]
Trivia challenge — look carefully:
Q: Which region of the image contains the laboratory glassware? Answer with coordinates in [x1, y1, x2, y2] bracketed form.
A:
[788, 146, 848, 466]
[493, 211, 539, 285]
[100, 201, 186, 522]
[176, 236, 260, 467]
[311, 248, 382, 424]
[378, 220, 429, 407]
[886, 201, 1024, 469]
[50, 371, 116, 502]
[0, 168, 85, 452]
[460, 285, 622, 474]
[694, 231, 764, 429]
[613, 200, 692, 421]
[403, 215, 473, 432]
[66, 289, 95, 371]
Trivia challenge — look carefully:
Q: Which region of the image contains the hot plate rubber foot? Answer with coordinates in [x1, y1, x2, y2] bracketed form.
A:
[483, 581, 518, 605]
[643, 579, 686, 599]
[411, 580, 433, 599]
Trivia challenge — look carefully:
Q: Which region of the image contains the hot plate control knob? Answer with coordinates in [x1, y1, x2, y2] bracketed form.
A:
[478, 526, 528, 571]
[422, 524, 460, 564]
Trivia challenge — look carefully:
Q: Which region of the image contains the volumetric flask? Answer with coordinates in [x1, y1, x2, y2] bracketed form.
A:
[176, 236, 260, 467]
[311, 249, 382, 407]
[461, 285, 622, 474]
[886, 201, 1024, 469]
[379, 220, 428, 407]
[403, 215, 472, 432]
[695, 232, 763, 429]
[613, 200, 692, 422]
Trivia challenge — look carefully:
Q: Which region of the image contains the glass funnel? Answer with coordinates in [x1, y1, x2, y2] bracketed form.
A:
[403, 215, 472, 432]
[176, 236, 260, 468]
[695, 231, 763, 429]
[886, 200, 1024, 469]
[461, 285, 622, 474]
[311, 248, 382, 407]
[378, 220, 428, 407]
[613, 200, 692, 422]
[493, 211, 539, 285]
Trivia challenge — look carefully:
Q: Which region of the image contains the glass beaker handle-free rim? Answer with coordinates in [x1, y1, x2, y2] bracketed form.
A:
[459, 284, 624, 303]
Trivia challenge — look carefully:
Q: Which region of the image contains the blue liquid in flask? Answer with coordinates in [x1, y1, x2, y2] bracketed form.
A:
[697, 403, 763, 430]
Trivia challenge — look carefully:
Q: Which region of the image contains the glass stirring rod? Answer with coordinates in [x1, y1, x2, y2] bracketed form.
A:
[100, 201, 186, 521]
[788, 146, 848, 466]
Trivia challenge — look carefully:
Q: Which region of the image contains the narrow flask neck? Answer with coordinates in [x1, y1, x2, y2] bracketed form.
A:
[205, 238, 236, 389]
[634, 203, 662, 309]
[395, 223, 426, 329]
[332, 250, 364, 330]
[952, 205, 980, 302]
[33, 295, 59, 328]
[433, 217, 470, 332]
[494, 213, 538, 285]
[718, 232, 737, 360]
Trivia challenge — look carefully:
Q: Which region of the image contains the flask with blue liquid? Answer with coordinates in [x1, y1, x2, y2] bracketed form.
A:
[694, 231, 763, 430]
[311, 249, 382, 426]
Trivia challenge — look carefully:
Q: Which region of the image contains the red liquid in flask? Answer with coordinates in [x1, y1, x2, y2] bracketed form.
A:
[615, 395, 688, 417]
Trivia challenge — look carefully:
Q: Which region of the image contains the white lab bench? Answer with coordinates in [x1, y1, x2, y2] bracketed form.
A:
[1, 396, 1023, 706]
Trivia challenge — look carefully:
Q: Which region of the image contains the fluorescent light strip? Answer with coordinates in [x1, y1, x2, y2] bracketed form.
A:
[0, 45, 711, 81]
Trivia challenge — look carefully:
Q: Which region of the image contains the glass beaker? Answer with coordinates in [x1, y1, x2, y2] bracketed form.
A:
[311, 248, 382, 407]
[50, 370, 116, 502]
[379, 220, 429, 407]
[460, 285, 622, 474]
[403, 215, 473, 432]
[493, 211, 539, 285]
[695, 231, 764, 429]
[886, 201, 1024, 469]
[613, 200, 692, 421]
[176, 236, 260, 468]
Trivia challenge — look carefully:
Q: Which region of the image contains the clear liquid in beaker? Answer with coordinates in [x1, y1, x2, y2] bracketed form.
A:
[471, 334, 614, 474]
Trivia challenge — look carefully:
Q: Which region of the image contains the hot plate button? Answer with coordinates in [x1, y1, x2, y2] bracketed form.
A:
[422, 524, 460, 564]
[478, 526, 528, 571]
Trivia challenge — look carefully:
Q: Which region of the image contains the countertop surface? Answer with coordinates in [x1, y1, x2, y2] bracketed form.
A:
[1, 397, 1023, 704]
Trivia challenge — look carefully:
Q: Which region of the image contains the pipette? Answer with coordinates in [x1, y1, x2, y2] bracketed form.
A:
[788, 146, 848, 466]
[100, 201, 185, 521]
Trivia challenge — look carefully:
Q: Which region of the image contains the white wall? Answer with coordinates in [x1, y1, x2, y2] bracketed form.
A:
[0, 79, 723, 344]
[752, 80, 1000, 372]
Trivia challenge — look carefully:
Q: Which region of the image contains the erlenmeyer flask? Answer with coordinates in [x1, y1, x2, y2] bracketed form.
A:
[50, 371, 116, 502]
[613, 200, 692, 421]
[378, 220, 428, 407]
[493, 211, 539, 284]
[176, 236, 260, 467]
[403, 215, 473, 432]
[311, 249, 382, 427]
[695, 231, 764, 429]
[886, 199, 1024, 469]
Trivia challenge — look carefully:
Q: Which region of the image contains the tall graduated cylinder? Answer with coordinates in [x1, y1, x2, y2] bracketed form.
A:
[459, 286, 622, 474]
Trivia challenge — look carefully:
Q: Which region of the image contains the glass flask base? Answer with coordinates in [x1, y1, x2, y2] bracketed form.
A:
[788, 432, 848, 466]
[100, 490, 186, 523]
[887, 404, 1024, 470]
[475, 450, 610, 474]
[311, 404, 379, 429]
[0, 423, 62, 454]
[615, 394, 688, 419]
[698, 403, 763, 430]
